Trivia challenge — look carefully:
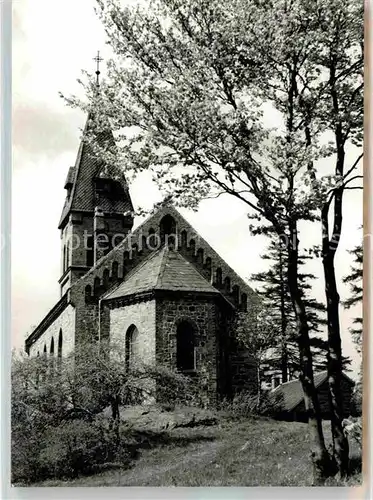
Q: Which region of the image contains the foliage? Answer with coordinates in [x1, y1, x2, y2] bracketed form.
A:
[62, 0, 363, 480]
[343, 243, 363, 351]
[11, 344, 197, 484]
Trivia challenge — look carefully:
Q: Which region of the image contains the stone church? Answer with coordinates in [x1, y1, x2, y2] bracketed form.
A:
[25, 114, 258, 403]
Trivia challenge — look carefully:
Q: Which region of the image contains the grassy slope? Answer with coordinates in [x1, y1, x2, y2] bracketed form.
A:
[35, 417, 362, 487]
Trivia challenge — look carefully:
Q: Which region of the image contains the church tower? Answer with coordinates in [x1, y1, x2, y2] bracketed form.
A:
[58, 114, 134, 296]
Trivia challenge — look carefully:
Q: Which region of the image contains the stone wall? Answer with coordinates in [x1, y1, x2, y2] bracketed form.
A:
[28, 304, 76, 359]
[155, 293, 220, 403]
[109, 299, 156, 366]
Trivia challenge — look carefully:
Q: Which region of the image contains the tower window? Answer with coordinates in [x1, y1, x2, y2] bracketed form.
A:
[86, 236, 94, 267]
[63, 244, 67, 273]
[176, 321, 196, 372]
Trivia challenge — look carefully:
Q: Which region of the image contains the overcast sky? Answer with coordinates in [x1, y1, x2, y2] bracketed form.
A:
[12, 0, 363, 377]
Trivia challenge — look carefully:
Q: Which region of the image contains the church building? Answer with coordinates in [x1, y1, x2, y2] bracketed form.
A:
[25, 114, 259, 404]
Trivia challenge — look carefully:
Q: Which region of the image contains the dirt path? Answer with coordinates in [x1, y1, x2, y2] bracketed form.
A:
[113, 437, 224, 486]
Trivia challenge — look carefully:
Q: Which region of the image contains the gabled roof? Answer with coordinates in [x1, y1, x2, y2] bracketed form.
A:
[268, 371, 355, 413]
[76, 204, 258, 306]
[58, 113, 133, 228]
[104, 246, 223, 301]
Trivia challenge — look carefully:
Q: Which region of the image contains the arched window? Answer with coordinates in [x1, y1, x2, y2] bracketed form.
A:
[112, 261, 119, 279]
[43, 344, 47, 356]
[50, 337, 55, 356]
[180, 230, 188, 248]
[160, 215, 176, 241]
[196, 248, 204, 264]
[215, 268, 223, 287]
[85, 284, 92, 302]
[205, 257, 212, 281]
[125, 325, 139, 370]
[176, 321, 196, 372]
[232, 285, 240, 305]
[64, 240, 70, 272]
[103, 268, 110, 288]
[94, 277, 101, 293]
[58, 329, 63, 360]
[224, 276, 231, 293]
[189, 239, 196, 255]
[63, 244, 67, 273]
[241, 293, 248, 312]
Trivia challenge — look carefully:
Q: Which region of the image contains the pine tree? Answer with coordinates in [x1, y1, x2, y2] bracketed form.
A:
[343, 244, 363, 352]
[250, 237, 328, 382]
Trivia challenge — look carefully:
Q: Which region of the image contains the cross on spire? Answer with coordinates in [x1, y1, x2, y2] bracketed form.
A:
[93, 50, 103, 87]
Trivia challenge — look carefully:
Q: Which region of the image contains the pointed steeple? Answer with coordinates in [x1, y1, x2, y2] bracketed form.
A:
[58, 113, 133, 229]
[58, 111, 134, 295]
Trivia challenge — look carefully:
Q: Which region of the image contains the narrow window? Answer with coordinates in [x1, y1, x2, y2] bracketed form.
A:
[176, 321, 196, 372]
[160, 215, 176, 246]
[215, 268, 223, 287]
[58, 329, 63, 360]
[86, 236, 94, 267]
[63, 244, 67, 273]
[125, 325, 139, 371]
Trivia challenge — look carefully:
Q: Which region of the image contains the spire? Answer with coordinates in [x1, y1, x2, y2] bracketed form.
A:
[93, 50, 103, 88]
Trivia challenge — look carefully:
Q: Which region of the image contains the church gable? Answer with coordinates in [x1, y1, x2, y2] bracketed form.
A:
[73, 205, 258, 314]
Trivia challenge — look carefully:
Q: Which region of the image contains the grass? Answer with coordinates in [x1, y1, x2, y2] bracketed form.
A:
[32, 413, 363, 487]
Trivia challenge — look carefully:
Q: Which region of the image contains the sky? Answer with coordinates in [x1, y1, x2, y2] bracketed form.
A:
[12, 0, 363, 377]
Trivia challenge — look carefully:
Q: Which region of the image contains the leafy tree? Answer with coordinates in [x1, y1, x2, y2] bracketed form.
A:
[62, 0, 364, 481]
[235, 303, 278, 409]
[11, 343, 197, 482]
[295, 1, 364, 477]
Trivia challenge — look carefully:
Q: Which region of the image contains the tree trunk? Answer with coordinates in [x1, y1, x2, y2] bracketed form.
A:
[256, 363, 262, 411]
[287, 222, 332, 483]
[279, 246, 289, 383]
[110, 395, 121, 444]
[321, 207, 350, 478]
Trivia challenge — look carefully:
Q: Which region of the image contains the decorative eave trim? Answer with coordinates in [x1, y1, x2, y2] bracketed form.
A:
[24, 293, 71, 353]
[105, 291, 156, 309]
[103, 288, 234, 310]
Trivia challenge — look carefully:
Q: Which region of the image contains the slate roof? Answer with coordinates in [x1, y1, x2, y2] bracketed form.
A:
[268, 371, 355, 413]
[104, 246, 222, 301]
[58, 113, 133, 228]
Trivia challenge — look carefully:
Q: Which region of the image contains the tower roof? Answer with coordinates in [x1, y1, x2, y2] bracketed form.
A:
[58, 113, 133, 229]
[104, 246, 225, 301]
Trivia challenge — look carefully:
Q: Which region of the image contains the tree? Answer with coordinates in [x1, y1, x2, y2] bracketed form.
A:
[343, 243, 363, 351]
[251, 236, 330, 382]
[12, 343, 197, 482]
[63, 0, 366, 480]
[295, 1, 364, 477]
[235, 303, 278, 409]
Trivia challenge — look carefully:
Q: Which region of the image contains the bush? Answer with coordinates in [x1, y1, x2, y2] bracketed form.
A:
[12, 418, 131, 484]
[219, 390, 279, 419]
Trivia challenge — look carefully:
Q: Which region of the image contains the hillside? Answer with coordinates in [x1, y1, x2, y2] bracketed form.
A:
[33, 410, 362, 487]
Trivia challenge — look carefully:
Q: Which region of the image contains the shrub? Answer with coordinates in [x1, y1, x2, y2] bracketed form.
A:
[12, 418, 131, 484]
[219, 390, 278, 419]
